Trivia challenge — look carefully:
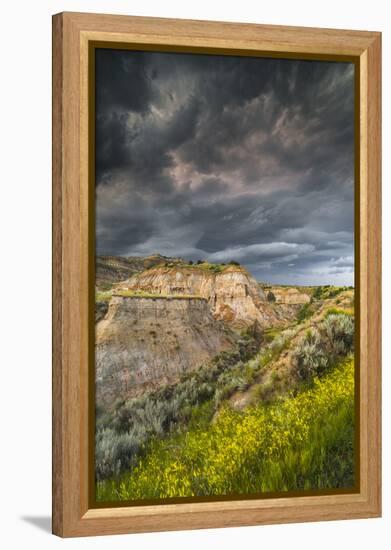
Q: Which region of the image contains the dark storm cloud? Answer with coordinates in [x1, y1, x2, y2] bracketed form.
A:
[96, 49, 153, 114]
[95, 49, 355, 285]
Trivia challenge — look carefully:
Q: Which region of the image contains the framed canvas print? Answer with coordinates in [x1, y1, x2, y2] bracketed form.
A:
[52, 12, 381, 537]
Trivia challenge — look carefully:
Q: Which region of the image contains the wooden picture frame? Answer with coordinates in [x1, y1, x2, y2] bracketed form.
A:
[52, 11, 381, 538]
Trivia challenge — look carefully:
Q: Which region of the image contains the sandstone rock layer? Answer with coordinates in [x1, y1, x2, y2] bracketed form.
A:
[117, 266, 270, 329]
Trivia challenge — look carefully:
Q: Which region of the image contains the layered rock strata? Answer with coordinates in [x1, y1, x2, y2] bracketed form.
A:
[96, 295, 236, 405]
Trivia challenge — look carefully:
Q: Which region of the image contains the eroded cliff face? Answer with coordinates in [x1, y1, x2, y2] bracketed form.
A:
[116, 266, 277, 329]
[269, 287, 311, 305]
[95, 295, 236, 406]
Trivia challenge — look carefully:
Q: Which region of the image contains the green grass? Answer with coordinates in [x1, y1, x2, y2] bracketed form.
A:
[151, 261, 244, 274]
[182, 262, 228, 273]
[97, 356, 355, 501]
[96, 290, 113, 302]
[325, 307, 354, 317]
[96, 281, 115, 292]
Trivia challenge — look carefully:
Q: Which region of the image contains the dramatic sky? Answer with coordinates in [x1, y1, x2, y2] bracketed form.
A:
[95, 49, 355, 285]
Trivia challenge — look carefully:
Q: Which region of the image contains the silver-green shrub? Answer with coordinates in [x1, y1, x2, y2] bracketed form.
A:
[293, 314, 354, 382]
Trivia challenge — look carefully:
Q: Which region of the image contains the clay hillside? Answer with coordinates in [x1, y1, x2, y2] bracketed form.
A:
[95, 256, 353, 407]
[94, 254, 355, 497]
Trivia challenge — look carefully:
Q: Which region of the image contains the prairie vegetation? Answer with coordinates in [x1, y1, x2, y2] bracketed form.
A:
[154, 260, 243, 273]
[95, 288, 356, 500]
[97, 355, 354, 500]
[95, 328, 261, 481]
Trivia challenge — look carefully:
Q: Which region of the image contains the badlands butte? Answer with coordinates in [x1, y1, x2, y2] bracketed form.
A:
[95, 254, 355, 496]
[95, 254, 342, 408]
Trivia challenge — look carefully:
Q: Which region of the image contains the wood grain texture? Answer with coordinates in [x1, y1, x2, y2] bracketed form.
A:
[52, 12, 382, 537]
[365, 34, 382, 513]
[52, 12, 63, 537]
[63, 11, 379, 55]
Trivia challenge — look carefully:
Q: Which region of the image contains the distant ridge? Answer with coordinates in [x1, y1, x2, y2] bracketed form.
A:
[96, 254, 185, 289]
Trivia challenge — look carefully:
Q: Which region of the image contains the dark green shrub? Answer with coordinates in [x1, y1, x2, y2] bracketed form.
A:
[267, 291, 276, 303]
[312, 287, 323, 300]
[297, 303, 311, 322]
